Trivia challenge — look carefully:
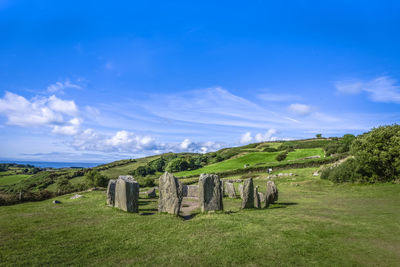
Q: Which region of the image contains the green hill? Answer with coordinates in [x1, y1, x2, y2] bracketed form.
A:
[1, 167, 399, 266]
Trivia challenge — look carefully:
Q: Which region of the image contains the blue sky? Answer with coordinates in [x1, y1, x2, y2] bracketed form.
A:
[1, 1, 400, 162]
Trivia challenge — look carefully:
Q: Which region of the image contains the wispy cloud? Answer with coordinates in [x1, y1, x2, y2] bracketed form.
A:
[335, 76, 400, 103]
[47, 79, 81, 93]
[258, 92, 302, 102]
[288, 103, 312, 116]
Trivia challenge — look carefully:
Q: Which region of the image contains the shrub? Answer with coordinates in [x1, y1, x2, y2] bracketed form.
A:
[276, 151, 288, 161]
[323, 125, 400, 183]
[320, 158, 363, 183]
[166, 158, 189, 172]
[85, 170, 109, 187]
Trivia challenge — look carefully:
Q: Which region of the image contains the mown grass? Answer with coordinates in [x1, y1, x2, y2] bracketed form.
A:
[1, 168, 399, 266]
[0, 174, 31, 185]
[176, 148, 324, 177]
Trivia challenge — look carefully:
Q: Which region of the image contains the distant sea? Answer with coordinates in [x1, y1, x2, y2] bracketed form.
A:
[0, 160, 104, 169]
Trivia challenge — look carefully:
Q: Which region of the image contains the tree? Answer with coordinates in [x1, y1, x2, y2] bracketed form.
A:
[56, 177, 72, 193]
[85, 170, 109, 187]
[165, 158, 189, 172]
[316, 133, 322, 138]
[323, 125, 400, 183]
[350, 125, 400, 182]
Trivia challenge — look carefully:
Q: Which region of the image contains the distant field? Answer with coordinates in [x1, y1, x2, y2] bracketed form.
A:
[175, 148, 324, 177]
[0, 174, 31, 185]
[97, 155, 160, 179]
[1, 167, 399, 266]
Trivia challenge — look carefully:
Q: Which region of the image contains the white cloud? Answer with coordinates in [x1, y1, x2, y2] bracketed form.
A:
[48, 95, 78, 115]
[47, 80, 81, 93]
[288, 103, 312, 116]
[255, 129, 278, 142]
[0, 92, 79, 127]
[180, 138, 192, 150]
[335, 76, 400, 103]
[240, 129, 278, 144]
[240, 132, 253, 144]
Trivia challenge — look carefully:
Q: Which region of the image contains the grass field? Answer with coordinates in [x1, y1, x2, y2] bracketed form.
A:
[175, 148, 324, 177]
[0, 174, 31, 185]
[1, 168, 399, 266]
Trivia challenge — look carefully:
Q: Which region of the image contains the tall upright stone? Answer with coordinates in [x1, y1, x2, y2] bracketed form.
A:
[238, 184, 244, 199]
[198, 173, 223, 212]
[254, 185, 261, 208]
[114, 176, 139, 213]
[264, 181, 278, 208]
[158, 172, 183, 215]
[106, 179, 116, 206]
[225, 182, 236, 198]
[241, 178, 254, 209]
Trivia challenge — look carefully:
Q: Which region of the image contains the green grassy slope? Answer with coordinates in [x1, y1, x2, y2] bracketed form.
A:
[0, 174, 31, 185]
[1, 169, 399, 266]
[175, 148, 324, 177]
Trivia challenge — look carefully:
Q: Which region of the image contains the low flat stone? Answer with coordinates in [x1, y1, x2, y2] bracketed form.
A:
[70, 194, 83, 200]
[147, 188, 156, 198]
[187, 185, 199, 197]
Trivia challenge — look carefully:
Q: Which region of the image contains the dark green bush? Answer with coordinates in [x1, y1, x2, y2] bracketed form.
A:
[85, 170, 109, 187]
[323, 125, 400, 183]
[276, 151, 288, 161]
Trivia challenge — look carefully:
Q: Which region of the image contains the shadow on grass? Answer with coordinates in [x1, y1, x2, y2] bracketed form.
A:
[268, 202, 298, 209]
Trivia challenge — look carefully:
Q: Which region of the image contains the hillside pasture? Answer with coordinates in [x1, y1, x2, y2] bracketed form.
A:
[1, 168, 399, 266]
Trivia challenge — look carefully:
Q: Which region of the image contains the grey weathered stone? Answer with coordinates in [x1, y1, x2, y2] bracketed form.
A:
[106, 179, 116, 206]
[70, 194, 83, 200]
[182, 184, 188, 197]
[147, 188, 156, 198]
[258, 192, 265, 203]
[264, 181, 278, 207]
[225, 182, 236, 198]
[238, 184, 244, 199]
[220, 180, 225, 196]
[254, 186, 261, 208]
[158, 172, 183, 215]
[114, 176, 139, 213]
[187, 185, 199, 197]
[198, 173, 223, 212]
[241, 178, 254, 209]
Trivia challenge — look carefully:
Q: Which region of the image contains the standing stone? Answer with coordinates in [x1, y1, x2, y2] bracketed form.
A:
[258, 192, 265, 203]
[225, 182, 236, 198]
[198, 173, 223, 212]
[241, 178, 254, 209]
[254, 185, 261, 208]
[158, 172, 183, 215]
[187, 185, 199, 197]
[106, 179, 116, 206]
[238, 184, 244, 199]
[264, 181, 278, 207]
[114, 176, 139, 213]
